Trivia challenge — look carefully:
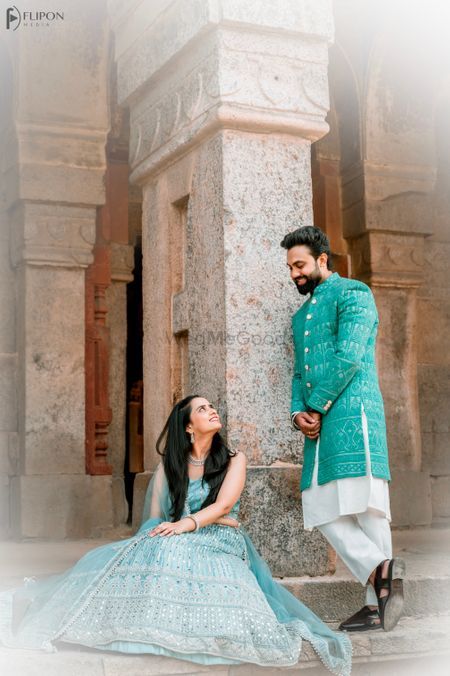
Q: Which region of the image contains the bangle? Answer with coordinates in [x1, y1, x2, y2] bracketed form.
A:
[291, 411, 301, 431]
[186, 515, 200, 532]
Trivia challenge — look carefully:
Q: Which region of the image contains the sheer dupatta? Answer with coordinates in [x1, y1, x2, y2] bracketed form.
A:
[139, 463, 352, 676]
[139, 462, 173, 527]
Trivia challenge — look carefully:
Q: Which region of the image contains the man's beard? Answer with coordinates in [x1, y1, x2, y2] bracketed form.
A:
[295, 263, 322, 296]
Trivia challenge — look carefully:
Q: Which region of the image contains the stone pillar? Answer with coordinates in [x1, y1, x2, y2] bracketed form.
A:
[419, 103, 450, 524]
[111, 0, 335, 575]
[6, 0, 114, 538]
[105, 165, 135, 526]
[342, 161, 434, 527]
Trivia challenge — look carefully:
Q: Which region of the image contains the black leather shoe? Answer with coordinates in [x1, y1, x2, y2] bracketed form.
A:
[375, 558, 406, 631]
[339, 605, 382, 632]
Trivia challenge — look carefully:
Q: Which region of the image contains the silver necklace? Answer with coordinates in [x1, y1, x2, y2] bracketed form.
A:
[188, 453, 207, 466]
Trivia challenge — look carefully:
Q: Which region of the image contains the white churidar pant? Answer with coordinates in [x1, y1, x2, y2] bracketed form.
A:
[302, 404, 392, 606]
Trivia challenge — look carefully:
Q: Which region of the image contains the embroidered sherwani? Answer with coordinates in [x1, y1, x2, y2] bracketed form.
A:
[291, 272, 391, 491]
[290, 272, 391, 531]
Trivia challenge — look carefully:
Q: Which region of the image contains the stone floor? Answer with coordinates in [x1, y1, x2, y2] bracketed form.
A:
[0, 527, 449, 675]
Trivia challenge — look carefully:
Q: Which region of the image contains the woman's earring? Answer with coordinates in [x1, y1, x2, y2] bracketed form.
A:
[190, 432, 195, 444]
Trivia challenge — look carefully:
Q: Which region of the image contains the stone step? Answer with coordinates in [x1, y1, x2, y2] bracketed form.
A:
[281, 526, 450, 621]
[0, 613, 449, 675]
[281, 569, 450, 623]
[1, 529, 449, 673]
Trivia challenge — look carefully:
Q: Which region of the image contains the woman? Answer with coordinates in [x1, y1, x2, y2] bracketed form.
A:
[0, 395, 351, 674]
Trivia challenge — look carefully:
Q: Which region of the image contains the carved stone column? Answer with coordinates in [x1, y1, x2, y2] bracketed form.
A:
[342, 161, 435, 526]
[85, 162, 134, 485]
[111, 0, 334, 574]
[85, 218, 113, 477]
[7, 0, 114, 537]
[418, 113, 450, 524]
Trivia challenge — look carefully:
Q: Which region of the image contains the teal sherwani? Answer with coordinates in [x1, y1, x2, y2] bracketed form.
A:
[291, 272, 391, 491]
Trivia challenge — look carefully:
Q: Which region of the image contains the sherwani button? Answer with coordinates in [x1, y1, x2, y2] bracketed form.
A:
[306, 314, 312, 320]
[305, 365, 309, 370]
[306, 382, 311, 388]
[311, 299, 317, 304]
[304, 347, 309, 353]
[304, 330, 310, 336]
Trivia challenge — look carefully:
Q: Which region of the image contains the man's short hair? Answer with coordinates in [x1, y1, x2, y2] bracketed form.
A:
[280, 226, 333, 270]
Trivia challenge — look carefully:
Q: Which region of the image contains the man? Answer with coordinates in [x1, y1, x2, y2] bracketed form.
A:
[281, 226, 405, 632]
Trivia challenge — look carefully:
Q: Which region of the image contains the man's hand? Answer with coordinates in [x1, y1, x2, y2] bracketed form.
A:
[294, 411, 322, 440]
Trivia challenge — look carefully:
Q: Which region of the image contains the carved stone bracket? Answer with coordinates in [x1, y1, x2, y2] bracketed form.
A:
[110, 1, 333, 184]
[10, 202, 97, 269]
[110, 242, 135, 282]
[349, 231, 425, 288]
[342, 160, 436, 241]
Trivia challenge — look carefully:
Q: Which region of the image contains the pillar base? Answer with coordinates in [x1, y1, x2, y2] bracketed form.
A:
[240, 466, 331, 577]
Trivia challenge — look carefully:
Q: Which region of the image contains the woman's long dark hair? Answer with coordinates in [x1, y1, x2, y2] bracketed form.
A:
[156, 395, 236, 521]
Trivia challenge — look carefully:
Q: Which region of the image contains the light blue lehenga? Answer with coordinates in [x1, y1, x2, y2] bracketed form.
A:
[0, 466, 351, 674]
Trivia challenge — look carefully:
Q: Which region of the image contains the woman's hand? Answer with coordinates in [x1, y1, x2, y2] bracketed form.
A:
[148, 517, 195, 537]
[214, 515, 240, 528]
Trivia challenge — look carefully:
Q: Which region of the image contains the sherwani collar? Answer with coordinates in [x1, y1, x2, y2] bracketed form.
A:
[311, 272, 341, 298]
